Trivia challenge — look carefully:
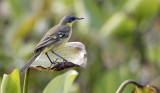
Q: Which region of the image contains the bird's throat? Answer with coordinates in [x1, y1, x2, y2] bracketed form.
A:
[66, 21, 75, 27]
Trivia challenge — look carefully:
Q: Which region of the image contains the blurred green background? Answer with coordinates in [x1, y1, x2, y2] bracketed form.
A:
[0, 0, 160, 93]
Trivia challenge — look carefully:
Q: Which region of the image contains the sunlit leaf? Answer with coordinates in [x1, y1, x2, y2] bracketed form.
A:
[99, 12, 126, 37]
[1, 69, 20, 93]
[30, 42, 87, 72]
[51, 0, 74, 15]
[4, 14, 41, 53]
[43, 70, 78, 93]
[83, 0, 104, 29]
[12, 15, 40, 45]
[74, 0, 89, 36]
[123, 0, 142, 13]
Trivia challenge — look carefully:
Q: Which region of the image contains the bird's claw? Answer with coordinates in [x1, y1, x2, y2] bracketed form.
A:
[48, 58, 59, 68]
[63, 59, 68, 62]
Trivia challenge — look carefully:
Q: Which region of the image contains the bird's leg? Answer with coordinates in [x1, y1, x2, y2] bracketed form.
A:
[48, 58, 58, 68]
[45, 53, 56, 65]
[51, 50, 68, 62]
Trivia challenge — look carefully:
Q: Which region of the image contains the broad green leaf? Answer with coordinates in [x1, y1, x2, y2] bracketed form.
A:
[43, 70, 78, 93]
[1, 69, 20, 93]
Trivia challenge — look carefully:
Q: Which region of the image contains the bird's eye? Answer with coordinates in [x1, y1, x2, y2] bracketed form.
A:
[68, 17, 76, 23]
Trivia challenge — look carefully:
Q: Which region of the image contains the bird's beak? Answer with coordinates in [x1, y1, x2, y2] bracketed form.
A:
[76, 17, 84, 20]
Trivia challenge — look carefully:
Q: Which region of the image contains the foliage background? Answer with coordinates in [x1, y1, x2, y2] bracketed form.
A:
[0, 0, 160, 93]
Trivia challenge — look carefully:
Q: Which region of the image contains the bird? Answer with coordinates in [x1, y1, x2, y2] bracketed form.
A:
[20, 15, 84, 72]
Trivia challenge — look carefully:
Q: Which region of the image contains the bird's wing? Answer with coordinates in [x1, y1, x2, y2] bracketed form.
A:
[33, 25, 70, 53]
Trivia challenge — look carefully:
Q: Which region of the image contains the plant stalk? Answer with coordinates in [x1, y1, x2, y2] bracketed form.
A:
[23, 68, 30, 93]
[116, 80, 143, 93]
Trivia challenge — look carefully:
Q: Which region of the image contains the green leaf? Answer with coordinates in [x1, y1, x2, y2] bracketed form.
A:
[8, 0, 23, 17]
[83, 0, 105, 29]
[124, 0, 159, 21]
[99, 12, 126, 37]
[134, 0, 159, 21]
[1, 69, 21, 93]
[43, 70, 78, 93]
[0, 77, 1, 93]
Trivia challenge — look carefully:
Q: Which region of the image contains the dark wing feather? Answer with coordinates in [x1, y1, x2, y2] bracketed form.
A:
[33, 25, 60, 52]
[34, 37, 60, 52]
[33, 25, 70, 53]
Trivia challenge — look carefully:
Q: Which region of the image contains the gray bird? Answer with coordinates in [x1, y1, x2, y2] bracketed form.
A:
[20, 15, 84, 72]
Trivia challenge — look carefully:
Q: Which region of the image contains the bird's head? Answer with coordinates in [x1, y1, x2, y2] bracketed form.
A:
[59, 15, 84, 26]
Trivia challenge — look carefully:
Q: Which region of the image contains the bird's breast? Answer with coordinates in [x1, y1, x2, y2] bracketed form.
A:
[55, 29, 72, 48]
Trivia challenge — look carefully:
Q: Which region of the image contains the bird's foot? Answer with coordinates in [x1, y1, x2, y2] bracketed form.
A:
[63, 59, 68, 62]
[48, 58, 58, 68]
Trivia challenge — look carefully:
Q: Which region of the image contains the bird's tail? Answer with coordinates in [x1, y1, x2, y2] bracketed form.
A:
[20, 52, 41, 73]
